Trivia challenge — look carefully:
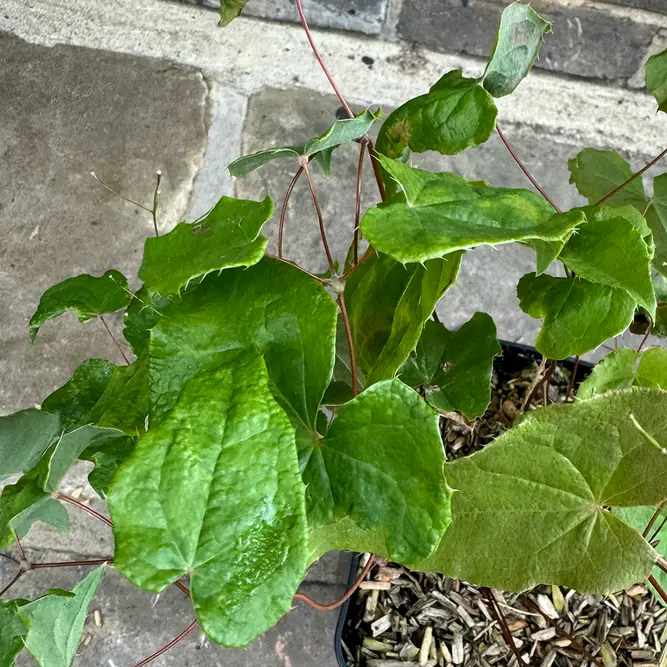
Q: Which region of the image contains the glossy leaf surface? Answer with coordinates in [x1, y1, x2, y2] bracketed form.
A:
[344, 251, 462, 385]
[413, 388, 667, 593]
[375, 71, 497, 159]
[149, 258, 337, 436]
[122, 285, 171, 357]
[482, 2, 551, 97]
[20, 567, 104, 667]
[109, 352, 308, 647]
[139, 196, 272, 295]
[518, 273, 637, 359]
[304, 379, 451, 563]
[362, 158, 576, 263]
[29, 270, 131, 342]
[567, 149, 647, 211]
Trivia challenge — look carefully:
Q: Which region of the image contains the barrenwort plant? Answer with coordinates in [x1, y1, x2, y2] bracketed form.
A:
[2, 1, 667, 664]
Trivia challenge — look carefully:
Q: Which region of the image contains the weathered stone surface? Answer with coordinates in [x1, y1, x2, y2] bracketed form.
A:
[0, 32, 208, 414]
[605, 0, 667, 14]
[177, 0, 388, 34]
[397, 0, 658, 81]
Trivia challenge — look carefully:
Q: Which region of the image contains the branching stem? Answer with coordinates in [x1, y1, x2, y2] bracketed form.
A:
[644, 500, 667, 538]
[342, 246, 375, 281]
[496, 124, 559, 212]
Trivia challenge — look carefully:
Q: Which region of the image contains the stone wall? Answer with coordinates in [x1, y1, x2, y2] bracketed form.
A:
[182, 0, 667, 86]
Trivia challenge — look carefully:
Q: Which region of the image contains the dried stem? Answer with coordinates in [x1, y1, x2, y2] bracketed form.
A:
[649, 574, 667, 606]
[366, 140, 387, 202]
[520, 358, 554, 413]
[293, 0, 353, 116]
[0, 570, 25, 598]
[151, 170, 162, 237]
[566, 356, 580, 402]
[32, 558, 112, 570]
[353, 140, 366, 264]
[644, 501, 667, 538]
[496, 125, 559, 212]
[595, 146, 667, 206]
[342, 246, 375, 281]
[91, 172, 151, 213]
[302, 159, 336, 274]
[56, 492, 113, 528]
[482, 588, 528, 666]
[294, 554, 375, 611]
[337, 293, 358, 397]
[278, 166, 304, 258]
[133, 620, 199, 666]
[100, 316, 131, 365]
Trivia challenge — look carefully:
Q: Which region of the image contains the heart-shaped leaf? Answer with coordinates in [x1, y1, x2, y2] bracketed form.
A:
[109, 351, 308, 647]
[412, 388, 667, 593]
[646, 47, 667, 113]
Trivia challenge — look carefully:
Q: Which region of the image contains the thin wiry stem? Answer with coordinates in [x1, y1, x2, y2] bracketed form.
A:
[302, 159, 336, 274]
[637, 322, 653, 353]
[91, 172, 152, 213]
[294, 555, 375, 611]
[133, 620, 199, 666]
[482, 588, 528, 666]
[293, 0, 353, 117]
[649, 575, 667, 606]
[278, 166, 304, 258]
[496, 124, 559, 212]
[32, 558, 112, 570]
[151, 170, 162, 237]
[342, 246, 375, 281]
[566, 356, 580, 402]
[650, 513, 667, 544]
[595, 147, 667, 206]
[56, 493, 113, 528]
[267, 254, 329, 283]
[337, 293, 358, 397]
[366, 140, 387, 202]
[353, 140, 366, 264]
[100, 316, 131, 365]
[15, 537, 25, 561]
[644, 501, 667, 538]
[0, 570, 25, 598]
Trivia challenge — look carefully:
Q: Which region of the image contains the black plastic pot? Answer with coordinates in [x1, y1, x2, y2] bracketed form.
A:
[333, 341, 594, 667]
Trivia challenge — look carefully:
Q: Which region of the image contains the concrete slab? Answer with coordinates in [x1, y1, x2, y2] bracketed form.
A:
[0, 32, 209, 414]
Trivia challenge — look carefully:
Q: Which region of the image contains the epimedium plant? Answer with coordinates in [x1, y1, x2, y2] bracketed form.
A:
[2, 0, 667, 664]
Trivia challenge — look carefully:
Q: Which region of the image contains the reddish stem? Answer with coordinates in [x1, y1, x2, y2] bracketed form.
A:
[57, 492, 113, 528]
[293, 0, 353, 117]
[133, 620, 199, 666]
[566, 356, 580, 402]
[302, 159, 336, 274]
[100, 316, 131, 365]
[342, 246, 375, 281]
[496, 124, 559, 212]
[0, 570, 25, 598]
[278, 166, 304, 258]
[32, 558, 112, 569]
[637, 323, 653, 353]
[366, 140, 387, 202]
[173, 580, 191, 598]
[595, 146, 667, 206]
[353, 140, 366, 264]
[482, 588, 528, 666]
[267, 254, 328, 283]
[337, 293, 358, 397]
[294, 554, 375, 611]
[644, 500, 667, 538]
[15, 536, 25, 561]
[649, 574, 667, 606]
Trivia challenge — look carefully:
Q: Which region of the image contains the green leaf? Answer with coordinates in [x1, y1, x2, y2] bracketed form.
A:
[655, 304, 667, 337]
[363, 157, 577, 264]
[219, 0, 249, 26]
[375, 70, 497, 159]
[0, 409, 61, 481]
[567, 149, 647, 211]
[138, 196, 272, 295]
[412, 388, 667, 593]
[345, 251, 462, 385]
[399, 319, 449, 387]
[0, 474, 50, 548]
[646, 47, 667, 113]
[578, 348, 640, 399]
[427, 313, 500, 420]
[13, 498, 70, 540]
[636, 346, 667, 388]
[122, 285, 171, 357]
[482, 2, 551, 98]
[80, 436, 136, 499]
[42, 359, 115, 430]
[518, 273, 637, 359]
[149, 258, 337, 436]
[20, 567, 104, 667]
[29, 270, 131, 342]
[647, 173, 667, 277]
[228, 109, 379, 178]
[559, 214, 656, 316]
[614, 506, 667, 603]
[304, 379, 451, 563]
[0, 600, 28, 667]
[109, 352, 308, 647]
[321, 380, 356, 407]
